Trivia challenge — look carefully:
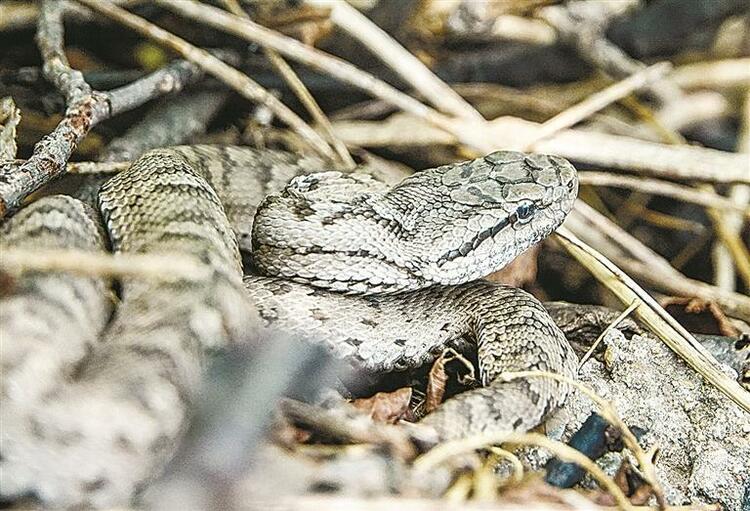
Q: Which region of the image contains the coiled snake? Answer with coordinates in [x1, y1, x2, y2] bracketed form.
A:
[0, 146, 578, 507]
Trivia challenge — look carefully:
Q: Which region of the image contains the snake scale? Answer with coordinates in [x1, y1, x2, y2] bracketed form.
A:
[0, 145, 579, 508]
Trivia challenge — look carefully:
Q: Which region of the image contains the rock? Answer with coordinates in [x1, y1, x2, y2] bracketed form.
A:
[538, 329, 750, 509]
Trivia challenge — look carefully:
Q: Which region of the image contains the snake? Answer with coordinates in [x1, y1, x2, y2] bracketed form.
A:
[0, 145, 579, 508]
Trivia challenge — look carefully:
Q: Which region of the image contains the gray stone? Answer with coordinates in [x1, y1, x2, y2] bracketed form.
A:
[537, 329, 750, 509]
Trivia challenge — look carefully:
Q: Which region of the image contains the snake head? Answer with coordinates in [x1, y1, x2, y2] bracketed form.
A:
[396, 150, 578, 286]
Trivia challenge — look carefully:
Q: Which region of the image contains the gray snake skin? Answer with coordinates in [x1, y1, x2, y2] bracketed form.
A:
[0, 146, 578, 508]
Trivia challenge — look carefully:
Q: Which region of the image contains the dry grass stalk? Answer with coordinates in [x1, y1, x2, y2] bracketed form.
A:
[578, 300, 641, 369]
[250, 495, 721, 511]
[578, 172, 750, 218]
[670, 58, 750, 91]
[154, 0, 457, 133]
[523, 62, 672, 149]
[414, 430, 635, 510]
[329, 115, 749, 184]
[308, 0, 483, 122]
[554, 226, 750, 414]
[564, 202, 750, 321]
[496, 371, 666, 508]
[1, 247, 212, 282]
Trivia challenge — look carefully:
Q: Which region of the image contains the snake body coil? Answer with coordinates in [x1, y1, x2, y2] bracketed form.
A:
[0, 146, 578, 507]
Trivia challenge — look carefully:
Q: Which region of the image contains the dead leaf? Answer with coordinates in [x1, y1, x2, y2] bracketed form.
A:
[351, 387, 412, 424]
[425, 348, 476, 413]
[661, 297, 740, 337]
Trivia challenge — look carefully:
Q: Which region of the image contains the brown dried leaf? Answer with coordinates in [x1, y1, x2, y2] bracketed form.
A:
[593, 456, 653, 506]
[270, 415, 312, 447]
[351, 387, 412, 424]
[662, 296, 741, 337]
[425, 348, 476, 413]
[425, 353, 450, 413]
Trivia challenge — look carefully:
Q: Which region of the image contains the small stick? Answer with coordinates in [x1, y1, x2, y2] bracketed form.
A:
[565, 202, 750, 321]
[0, 2, 207, 217]
[539, 2, 682, 104]
[578, 300, 641, 369]
[35, 0, 92, 105]
[712, 91, 750, 291]
[67, 161, 131, 174]
[578, 172, 750, 217]
[671, 58, 750, 91]
[1, 247, 212, 282]
[523, 62, 672, 149]
[330, 115, 750, 184]
[100, 89, 229, 161]
[151, 0, 457, 133]
[495, 371, 666, 508]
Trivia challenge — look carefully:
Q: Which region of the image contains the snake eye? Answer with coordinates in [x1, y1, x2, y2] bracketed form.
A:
[516, 202, 535, 222]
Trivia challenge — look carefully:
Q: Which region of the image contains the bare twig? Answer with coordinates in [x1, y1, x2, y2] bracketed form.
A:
[101, 89, 229, 161]
[703, 184, 750, 289]
[670, 58, 750, 91]
[66, 160, 131, 173]
[221, 0, 354, 169]
[105, 59, 206, 117]
[0, 0, 147, 31]
[564, 202, 750, 321]
[578, 300, 641, 368]
[524, 62, 672, 149]
[504, 118, 750, 184]
[35, 0, 92, 105]
[713, 91, 750, 291]
[330, 114, 750, 184]
[266, 50, 355, 168]
[152, 0, 458, 134]
[489, 15, 558, 45]
[0, 1, 38, 31]
[578, 172, 750, 218]
[538, 1, 681, 104]
[0, 1, 208, 217]
[0, 247, 211, 282]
